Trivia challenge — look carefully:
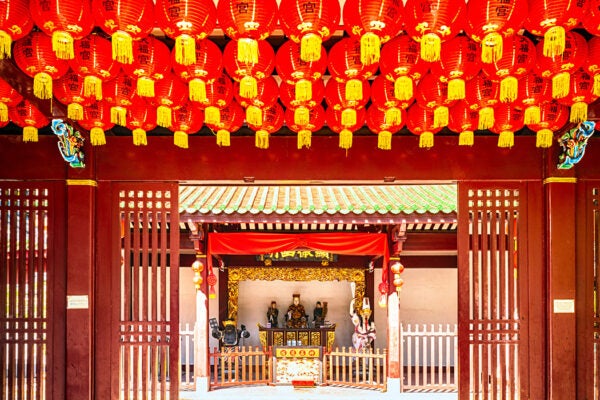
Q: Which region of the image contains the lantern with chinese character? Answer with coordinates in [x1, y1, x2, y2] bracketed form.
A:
[488, 104, 524, 148]
[285, 103, 325, 149]
[205, 100, 245, 147]
[276, 40, 327, 103]
[516, 73, 552, 125]
[103, 72, 137, 126]
[53, 70, 94, 120]
[223, 39, 275, 99]
[155, 0, 217, 66]
[586, 36, 600, 97]
[280, 79, 325, 112]
[126, 97, 157, 146]
[448, 100, 480, 146]
[464, 72, 500, 130]
[415, 73, 457, 128]
[279, 0, 341, 61]
[172, 38, 223, 103]
[0, 0, 34, 59]
[366, 104, 406, 150]
[151, 72, 189, 129]
[557, 68, 598, 123]
[0, 78, 23, 122]
[13, 32, 70, 99]
[527, 101, 569, 148]
[370, 75, 412, 133]
[328, 37, 378, 102]
[406, 103, 443, 148]
[235, 76, 279, 126]
[199, 73, 235, 126]
[30, 0, 94, 60]
[325, 78, 370, 134]
[121, 36, 172, 99]
[79, 100, 115, 146]
[326, 106, 367, 150]
[9, 100, 49, 142]
[247, 103, 284, 149]
[170, 100, 204, 149]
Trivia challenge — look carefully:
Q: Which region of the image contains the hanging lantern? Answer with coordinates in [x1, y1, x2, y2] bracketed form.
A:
[280, 79, 325, 111]
[370, 75, 414, 112]
[170, 101, 204, 149]
[217, 0, 278, 64]
[197, 73, 235, 126]
[0, 78, 23, 122]
[53, 70, 94, 121]
[172, 39, 223, 103]
[235, 76, 279, 126]
[465, 0, 528, 63]
[155, 0, 217, 66]
[13, 32, 70, 100]
[415, 73, 457, 128]
[223, 39, 275, 100]
[430, 35, 481, 101]
[516, 73, 552, 125]
[489, 104, 524, 148]
[464, 72, 500, 130]
[481, 35, 536, 103]
[69, 34, 119, 102]
[126, 97, 157, 146]
[0, 0, 34, 59]
[103, 72, 137, 126]
[584, 0, 600, 36]
[525, 0, 586, 57]
[325, 78, 371, 115]
[247, 103, 284, 149]
[404, 0, 467, 62]
[448, 100, 480, 146]
[406, 103, 443, 148]
[379, 34, 429, 102]
[328, 38, 378, 102]
[366, 104, 406, 150]
[121, 36, 172, 98]
[276, 40, 327, 103]
[79, 100, 115, 146]
[325, 106, 367, 151]
[150, 72, 188, 129]
[30, 0, 94, 60]
[9, 100, 49, 143]
[285, 104, 326, 149]
[204, 100, 245, 147]
[94, 0, 155, 64]
[586, 37, 600, 97]
[527, 101, 570, 148]
[557, 68, 599, 124]
[535, 31, 588, 100]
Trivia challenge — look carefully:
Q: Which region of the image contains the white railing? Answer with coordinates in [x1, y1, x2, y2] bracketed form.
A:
[179, 323, 196, 391]
[401, 323, 458, 392]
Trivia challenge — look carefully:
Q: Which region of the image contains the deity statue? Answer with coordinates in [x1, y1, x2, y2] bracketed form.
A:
[313, 301, 327, 327]
[349, 283, 376, 351]
[285, 294, 307, 328]
[266, 301, 279, 327]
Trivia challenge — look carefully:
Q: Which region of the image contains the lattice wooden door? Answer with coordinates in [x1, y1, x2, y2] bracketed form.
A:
[458, 184, 529, 399]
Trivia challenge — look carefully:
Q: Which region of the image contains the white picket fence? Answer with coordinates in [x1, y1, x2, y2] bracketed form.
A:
[179, 323, 196, 390]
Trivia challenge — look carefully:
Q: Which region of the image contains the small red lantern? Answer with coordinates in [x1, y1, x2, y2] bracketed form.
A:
[0, 0, 34, 59]
[406, 103, 443, 148]
[9, 100, 49, 142]
[370, 75, 414, 111]
[448, 100, 480, 146]
[53, 70, 94, 121]
[126, 98, 157, 146]
[279, 0, 341, 62]
[121, 36, 172, 98]
[247, 103, 284, 149]
[171, 100, 204, 149]
[172, 39, 223, 103]
[13, 32, 70, 99]
[586, 36, 600, 97]
[276, 40, 327, 103]
[557, 68, 599, 124]
[205, 100, 245, 147]
[527, 101, 569, 148]
[151, 72, 189, 129]
[155, 0, 217, 66]
[326, 106, 367, 150]
[235, 76, 279, 126]
[415, 73, 457, 128]
[0, 78, 23, 122]
[285, 104, 326, 149]
[464, 72, 500, 130]
[280, 79, 325, 110]
[103, 72, 137, 126]
[489, 104, 524, 148]
[199, 73, 235, 126]
[328, 38, 378, 102]
[516, 73, 552, 125]
[584, 0, 600, 36]
[325, 78, 371, 112]
[223, 39, 275, 100]
[79, 100, 115, 146]
[366, 104, 406, 150]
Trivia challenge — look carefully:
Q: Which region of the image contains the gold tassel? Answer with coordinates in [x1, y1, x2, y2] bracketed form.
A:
[189, 79, 207, 102]
[447, 78, 465, 100]
[481, 32, 503, 64]
[175, 34, 196, 66]
[137, 77, 155, 97]
[295, 80, 312, 102]
[394, 76, 413, 101]
[524, 106, 541, 125]
[52, 31, 74, 60]
[420, 33, 441, 62]
[33, 72, 53, 100]
[84, 75, 102, 100]
[570, 101, 588, 123]
[345, 79, 363, 101]
[111, 106, 127, 126]
[500, 76, 518, 103]
[204, 106, 221, 125]
[90, 127, 106, 146]
[240, 76, 257, 98]
[298, 129, 312, 149]
[385, 107, 402, 125]
[174, 131, 189, 149]
[23, 126, 38, 143]
[217, 129, 231, 147]
[594, 74, 600, 97]
[433, 106, 449, 128]
[112, 30, 133, 64]
[552, 72, 570, 99]
[360, 32, 381, 65]
[255, 129, 269, 149]
[157, 105, 172, 128]
[378, 130, 392, 150]
[67, 103, 84, 120]
[459, 130, 474, 146]
[478, 107, 495, 130]
[543, 26, 566, 57]
[132, 128, 147, 146]
[294, 106, 310, 126]
[339, 129, 353, 150]
[237, 38, 259, 64]
[0, 30, 11, 59]
[497, 130, 514, 148]
[536, 128, 553, 148]
[246, 105, 263, 126]
[341, 108, 357, 126]
[419, 131, 434, 148]
[301, 33, 322, 62]
[0, 103, 7, 121]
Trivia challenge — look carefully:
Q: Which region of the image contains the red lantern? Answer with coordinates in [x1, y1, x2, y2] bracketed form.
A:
[53, 70, 94, 120]
[0, 78, 23, 122]
[285, 104, 326, 149]
[9, 100, 49, 142]
[527, 101, 569, 148]
[525, 0, 586, 57]
[516, 73, 552, 125]
[199, 73, 235, 126]
[430, 35, 481, 101]
[103, 72, 137, 126]
[481, 35, 536, 103]
[151, 72, 189, 129]
[557, 68, 599, 124]
[583, 0, 600, 36]
[415, 73, 457, 128]
[155, 0, 217, 66]
[325, 78, 371, 111]
[205, 100, 245, 147]
[69, 34, 119, 101]
[325, 106, 367, 150]
[79, 100, 115, 146]
[13, 32, 70, 99]
[379, 34, 429, 101]
[0, 0, 34, 59]
[406, 103, 443, 148]
[464, 72, 500, 130]
[172, 39, 223, 103]
[370, 75, 414, 111]
[247, 103, 284, 149]
[366, 104, 406, 150]
[276, 40, 327, 103]
[126, 98, 157, 146]
[234, 76, 279, 126]
[465, 0, 528, 63]
[489, 104, 524, 148]
[223, 39, 275, 99]
[171, 101, 204, 149]
[217, 0, 278, 64]
[328, 38, 378, 102]
[280, 79, 325, 110]
[586, 36, 600, 97]
[390, 261, 405, 274]
[29, 0, 94, 60]
[94, 0, 155, 64]
[448, 100, 480, 146]
[404, 0, 467, 62]
[121, 36, 172, 98]
[535, 31, 588, 99]
[279, 0, 341, 61]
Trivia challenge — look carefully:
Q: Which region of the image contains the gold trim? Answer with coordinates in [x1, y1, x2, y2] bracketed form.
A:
[543, 177, 577, 184]
[66, 179, 98, 187]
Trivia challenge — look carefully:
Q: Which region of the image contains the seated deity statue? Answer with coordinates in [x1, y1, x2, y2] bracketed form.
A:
[266, 301, 279, 327]
[285, 294, 307, 328]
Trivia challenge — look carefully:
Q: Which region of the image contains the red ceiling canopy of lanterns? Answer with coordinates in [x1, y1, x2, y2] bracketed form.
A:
[0, 0, 598, 150]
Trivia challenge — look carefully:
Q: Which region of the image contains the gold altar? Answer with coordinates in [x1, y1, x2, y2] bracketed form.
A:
[257, 325, 336, 351]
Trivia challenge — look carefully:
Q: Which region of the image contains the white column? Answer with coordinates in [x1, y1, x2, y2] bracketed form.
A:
[387, 292, 401, 393]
